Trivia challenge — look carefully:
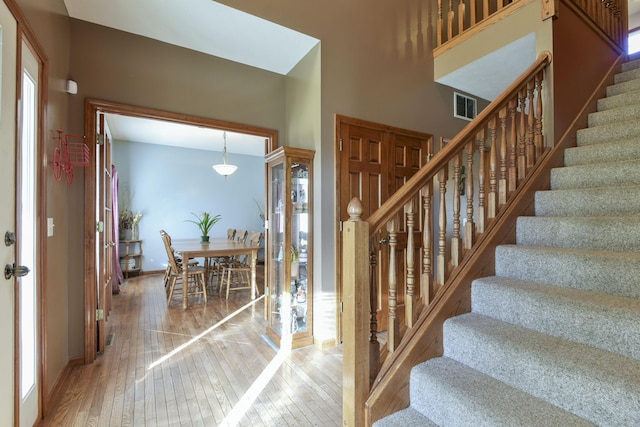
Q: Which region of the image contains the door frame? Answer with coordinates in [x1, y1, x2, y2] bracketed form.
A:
[82, 99, 279, 362]
[5, 0, 49, 421]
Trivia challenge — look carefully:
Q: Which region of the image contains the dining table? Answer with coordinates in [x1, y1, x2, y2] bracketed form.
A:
[171, 237, 262, 310]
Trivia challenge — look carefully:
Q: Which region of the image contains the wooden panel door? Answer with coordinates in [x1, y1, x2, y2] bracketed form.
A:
[96, 113, 114, 353]
[336, 115, 431, 340]
[338, 123, 387, 220]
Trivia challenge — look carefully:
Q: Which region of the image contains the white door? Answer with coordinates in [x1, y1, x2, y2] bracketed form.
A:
[18, 39, 41, 427]
[0, 1, 19, 425]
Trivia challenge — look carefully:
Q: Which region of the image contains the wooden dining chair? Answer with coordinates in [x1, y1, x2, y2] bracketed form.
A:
[205, 228, 236, 288]
[161, 231, 208, 304]
[220, 231, 263, 299]
[211, 228, 249, 292]
[160, 229, 199, 288]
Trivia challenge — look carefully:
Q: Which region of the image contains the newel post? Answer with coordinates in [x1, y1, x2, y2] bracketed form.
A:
[342, 198, 370, 427]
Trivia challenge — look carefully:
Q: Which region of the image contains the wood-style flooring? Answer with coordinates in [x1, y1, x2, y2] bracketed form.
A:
[43, 271, 343, 426]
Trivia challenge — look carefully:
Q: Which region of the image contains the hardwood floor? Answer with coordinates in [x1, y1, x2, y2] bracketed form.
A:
[43, 271, 343, 426]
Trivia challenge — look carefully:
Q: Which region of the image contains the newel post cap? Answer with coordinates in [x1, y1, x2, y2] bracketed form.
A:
[347, 197, 363, 221]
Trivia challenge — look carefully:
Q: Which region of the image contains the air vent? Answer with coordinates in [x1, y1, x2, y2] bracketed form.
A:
[454, 92, 477, 121]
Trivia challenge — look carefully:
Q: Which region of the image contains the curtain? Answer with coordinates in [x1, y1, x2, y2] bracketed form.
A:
[112, 165, 124, 292]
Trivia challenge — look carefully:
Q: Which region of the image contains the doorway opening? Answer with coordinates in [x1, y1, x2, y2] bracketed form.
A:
[83, 98, 279, 363]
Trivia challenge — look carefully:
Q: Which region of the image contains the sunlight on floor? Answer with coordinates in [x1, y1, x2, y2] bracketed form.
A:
[220, 311, 295, 426]
[147, 294, 265, 371]
[219, 343, 292, 426]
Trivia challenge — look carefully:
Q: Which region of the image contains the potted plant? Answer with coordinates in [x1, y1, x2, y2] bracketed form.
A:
[120, 209, 143, 240]
[186, 211, 222, 243]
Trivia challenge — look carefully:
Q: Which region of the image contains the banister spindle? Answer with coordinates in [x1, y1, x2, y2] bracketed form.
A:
[476, 129, 487, 234]
[508, 98, 518, 194]
[518, 88, 527, 181]
[488, 117, 498, 219]
[369, 240, 379, 385]
[451, 152, 462, 266]
[448, 0, 454, 41]
[422, 183, 434, 303]
[422, 139, 434, 304]
[458, 0, 465, 36]
[465, 141, 475, 249]
[405, 200, 416, 327]
[482, 0, 489, 20]
[387, 217, 399, 353]
[526, 79, 536, 170]
[437, 158, 448, 287]
[470, 0, 477, 25]
[437, 0, 443, 46]
[498, 106, 508, 206]
[535, 71, 544, 158]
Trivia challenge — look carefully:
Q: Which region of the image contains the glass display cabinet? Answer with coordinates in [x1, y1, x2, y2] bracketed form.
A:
[265, 146, 314, 349]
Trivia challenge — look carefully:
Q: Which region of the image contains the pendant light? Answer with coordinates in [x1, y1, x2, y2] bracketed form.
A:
[212, 131, 238, 177]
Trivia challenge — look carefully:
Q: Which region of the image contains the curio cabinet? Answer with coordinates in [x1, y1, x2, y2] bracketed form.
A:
[265, 146, 314, 348]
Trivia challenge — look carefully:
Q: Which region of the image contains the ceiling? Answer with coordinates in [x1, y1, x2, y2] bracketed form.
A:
[104, 114, 267, 156]
[63, 0, 319, 155]
[63, 0, 318, 75]
[437, 33, 536, 101]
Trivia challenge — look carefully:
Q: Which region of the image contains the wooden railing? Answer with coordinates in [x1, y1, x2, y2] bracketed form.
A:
[565, 0, 628, 49]
[436, 0, 526, 47]
[342, 51, 552, 426]
[437, 0, 627, 51]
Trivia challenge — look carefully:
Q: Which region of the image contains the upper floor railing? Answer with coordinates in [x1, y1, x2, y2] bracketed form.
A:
[565, 0, 627, 49]
[436, 0, 627, 51]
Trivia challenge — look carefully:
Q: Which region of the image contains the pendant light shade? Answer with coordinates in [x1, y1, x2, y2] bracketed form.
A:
[212, 131, 237, 177]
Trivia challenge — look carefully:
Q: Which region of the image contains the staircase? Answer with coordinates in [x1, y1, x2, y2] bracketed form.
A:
[374, 58, 640, 426]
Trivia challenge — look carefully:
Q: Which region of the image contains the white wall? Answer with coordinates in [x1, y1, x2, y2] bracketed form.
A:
[112, 139, 266, 273]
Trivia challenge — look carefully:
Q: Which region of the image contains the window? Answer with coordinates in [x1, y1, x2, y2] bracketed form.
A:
[454, 92, 477, 121]
[629, 28, 640, 55]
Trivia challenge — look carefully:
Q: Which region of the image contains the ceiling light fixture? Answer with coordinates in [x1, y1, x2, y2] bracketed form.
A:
[212, 131, 238, 177]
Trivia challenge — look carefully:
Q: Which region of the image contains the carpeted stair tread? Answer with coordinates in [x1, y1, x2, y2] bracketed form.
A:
[621, 57, 640, 72]
[614, 64, 640, 84]
[576, 118, 640, 145]
[471, 276, 640, 360]
[588, 102, 640, 127]
[443, 313, 640, 426]
[564, 137, 640, 166]
[535, 184, 640, 216]
[494, 245, 640, 298]
[597, 87, 640, 111]
[516, 215, 640, 252]
[550, 158, 640, 189]
[606, 76, 640, 97]
[372, 407, 438, 427]
[408, 357, 595, 427]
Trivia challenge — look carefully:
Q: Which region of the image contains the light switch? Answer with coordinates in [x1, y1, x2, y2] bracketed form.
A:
[47, 217, 55, 237]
